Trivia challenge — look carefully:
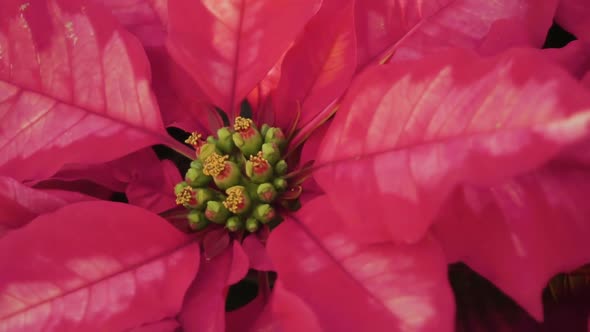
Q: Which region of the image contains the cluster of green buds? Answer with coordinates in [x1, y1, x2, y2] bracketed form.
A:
[175, 117, 292, 233]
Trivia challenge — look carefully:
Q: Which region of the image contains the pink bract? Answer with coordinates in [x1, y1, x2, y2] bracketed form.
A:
[166, 0, 321, 118]
[268, 196, 455, 332]
[0, 175, 94, 236]
[315, 47, 590, 244]
[179, 241, 249, 332]
[0, 0, 182, 182]
[433, 163, 590, 320]
[354, 0, 557, 69]
[2, 0, 590, 330]
[556, 0, 590, 41]
[271, 0, 356, 133]
[0, 201, 199, 331]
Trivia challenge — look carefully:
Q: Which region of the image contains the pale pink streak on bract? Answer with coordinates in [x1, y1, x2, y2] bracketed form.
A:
[0, 0, 167, 181]
[0, 201, 199, 331]
[166, 0, 321, 118]
[92, 0, 214, 132]
[268, 196, 454, 332]
[315, 48, 590, 244]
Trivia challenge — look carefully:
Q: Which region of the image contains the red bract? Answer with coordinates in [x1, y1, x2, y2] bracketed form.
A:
[0, 175, 94, 235]
[90, 0, 217, 132]
[556, 0, 590, 41]
[2, 0, 590, 331]
[268, 196, 454, 332]
[0, 201, 199, 331]
[354, 0, 557, 69]
[271, 0, 356, 133]
[179, 241, 249, 331]
[166, 0, 322, 118]
[0, 0, 191, 181]
[433, 164, 590, 320]
[315, 48, 590, 244]
[46, 148, 181, 213]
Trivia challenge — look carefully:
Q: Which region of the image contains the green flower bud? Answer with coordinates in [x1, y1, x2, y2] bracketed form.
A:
[233, 116, 263, 157]
[232, 130, 262, 158]
[253, 204, 276, 224]
[264, 127, 287, 150]
[174, 182, 189, 196]
[261, 143, 281, 165]
[197, 143, 221, 162]
[201, 152, 241, 190]
[274, 160, 288, 175]
[194, 188, 215, 210]
[187, 210, 208, 231]
[257, 183, 277, 203]
[245, 152, 273, 183]
[226, 216, 243, 232]
[185, 162, 212, 187]
[213, 161, 241, 190]
[260, 124, 270, 137]
[273, 178, 288, 192]
[205, 201, 230, 224]
[206, 135, 217, 144]
[216, 127, 235, 154]
[175, 184, 201, 208]
[246, 217, 259, 233]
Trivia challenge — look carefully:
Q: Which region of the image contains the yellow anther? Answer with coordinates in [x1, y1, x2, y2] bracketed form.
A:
[175, 186, 193, 205]
[185, 132, 203, 146]
[234, 116, 253, 132]
[223, 186, 245, 213]
[203, 153, 229, 176]
[249, 151, 268, 168]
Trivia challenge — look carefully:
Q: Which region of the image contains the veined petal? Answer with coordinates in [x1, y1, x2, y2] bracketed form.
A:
[0, 201, 199, 331]
[315, 48, 590, 243]
[0, 0, 174, 181]
[268, 196, 454, 332]
[166, 0, 321, 118]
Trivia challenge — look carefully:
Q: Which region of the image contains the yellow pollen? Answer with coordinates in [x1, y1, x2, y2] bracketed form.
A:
[175, 186, 193, 205]
[234, 116, 253, 131]
[185, 132, 202, 146]
[223, 187, 244, 213]
[249, 151, 268, 168]
[203, 153, 229, 176]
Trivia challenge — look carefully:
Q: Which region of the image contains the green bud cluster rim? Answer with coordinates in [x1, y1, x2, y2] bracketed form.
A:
[175, 117, 300, 234]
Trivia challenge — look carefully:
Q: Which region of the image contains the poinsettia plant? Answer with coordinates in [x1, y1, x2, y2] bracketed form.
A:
[2, 0, 590, 331]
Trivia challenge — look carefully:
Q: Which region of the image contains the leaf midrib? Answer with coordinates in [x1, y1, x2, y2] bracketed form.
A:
[0, 239, 197, 321]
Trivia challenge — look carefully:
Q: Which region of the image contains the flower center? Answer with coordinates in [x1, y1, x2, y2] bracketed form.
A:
[184, 132, 203, 146]
[234, 116, 253, 132]
[174, 117, 301, 234]
[175, 186, 194, 205]
[202, 153, 229, 176]
[223, 186, 245, 213]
